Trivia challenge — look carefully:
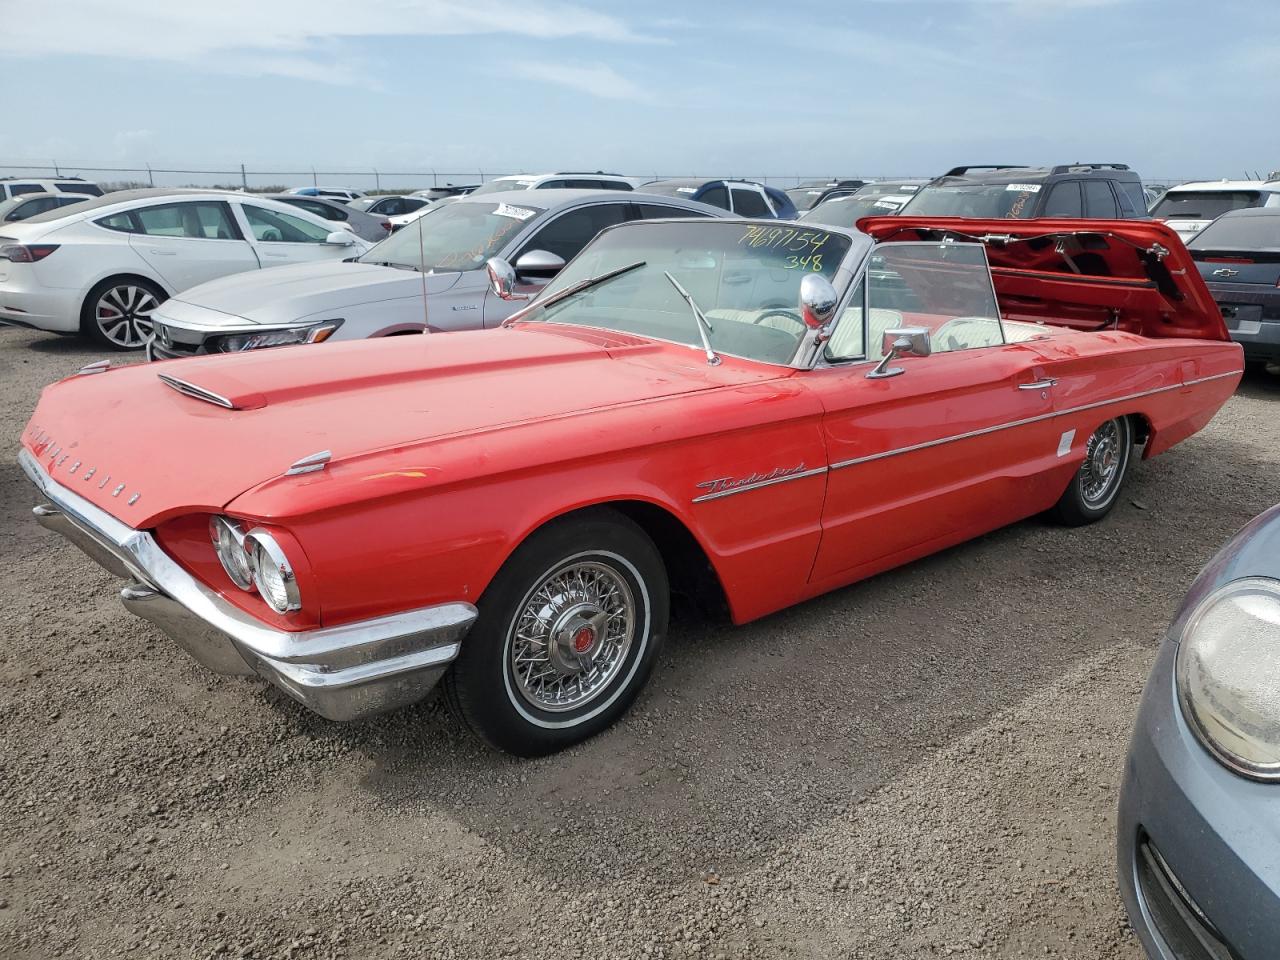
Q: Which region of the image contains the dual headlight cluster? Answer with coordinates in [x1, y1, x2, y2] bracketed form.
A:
[209, 516, 301, 614]
[1177, 577, 1280, 780]
[210, 320, 342, 353]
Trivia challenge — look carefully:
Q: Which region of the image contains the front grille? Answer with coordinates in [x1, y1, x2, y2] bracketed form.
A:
[1136, 836, 1237, 960]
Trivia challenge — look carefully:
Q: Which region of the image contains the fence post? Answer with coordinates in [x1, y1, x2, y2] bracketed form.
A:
[54, 159, 61, 176]
[373, 168, 380, 192]
[432, 168, 438, 188]
[147, 163, 154, 187]
[311, 167, 318, 188]
[240, 163, 247, 191]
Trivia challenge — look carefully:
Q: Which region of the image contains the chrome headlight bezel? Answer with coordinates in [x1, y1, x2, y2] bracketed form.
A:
[244, 529, 302, 614]
[209, 515, 255, 592]
[211, 319, 343, 353]
[1175, 576, 1280, 782]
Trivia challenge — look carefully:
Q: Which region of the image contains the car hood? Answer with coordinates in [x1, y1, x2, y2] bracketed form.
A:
[858, 216, 1229, 342]
[21, 326, 787, 527]
[158, 260, 463, 325]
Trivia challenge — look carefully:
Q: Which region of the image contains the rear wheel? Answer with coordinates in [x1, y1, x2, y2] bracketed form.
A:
[81, 277, 166, 350]
[1051, 416, 1133, 525]
[443, 509, 668, 756]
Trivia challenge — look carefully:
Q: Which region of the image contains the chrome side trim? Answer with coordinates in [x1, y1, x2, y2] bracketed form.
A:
[156, 373, 237, 410]
[828, 370, 1241, 472]
[77, 359, 110, 375]
[692, 465, 829, 503]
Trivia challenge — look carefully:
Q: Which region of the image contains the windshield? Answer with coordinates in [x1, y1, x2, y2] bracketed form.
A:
[901, 182, 1042, 219]
[470, 178, 536, 195]
[516, 220, 853, 365]
[801, 193, 906, 228]
[357, 199, 543, 271]
[1189, 214, 1280, 252]
[1151, 190, 1263, 221]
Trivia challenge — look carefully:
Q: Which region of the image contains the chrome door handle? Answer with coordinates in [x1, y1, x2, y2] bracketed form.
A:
[1018, 378, 1057, 390]
[147, 249, 177, 256]
[263, 252, 288, 258]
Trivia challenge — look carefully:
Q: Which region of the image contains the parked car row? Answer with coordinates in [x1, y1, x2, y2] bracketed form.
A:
[0, 189, 371, 348]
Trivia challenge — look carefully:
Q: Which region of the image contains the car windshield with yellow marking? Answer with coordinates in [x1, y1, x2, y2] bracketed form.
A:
[520, 221, 853, 365]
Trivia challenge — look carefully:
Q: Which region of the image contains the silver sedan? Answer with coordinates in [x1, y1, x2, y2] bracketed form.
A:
[148, 190, 732, 358]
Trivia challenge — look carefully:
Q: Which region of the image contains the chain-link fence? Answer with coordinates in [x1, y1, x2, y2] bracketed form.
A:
[1, 160, 1204, 194]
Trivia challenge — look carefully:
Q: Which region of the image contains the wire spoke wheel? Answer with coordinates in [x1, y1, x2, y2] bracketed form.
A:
[508, 559, 636, 713]
[1080, 419, 1123, 506]
[95, 285, 159, 348]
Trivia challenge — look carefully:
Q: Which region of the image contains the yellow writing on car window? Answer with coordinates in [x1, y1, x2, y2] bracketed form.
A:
[739, 225, 829, 254]
[783, 254, 824, 271]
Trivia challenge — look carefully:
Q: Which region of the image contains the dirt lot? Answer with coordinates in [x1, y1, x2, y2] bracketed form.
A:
[2, 324, 1278, 960]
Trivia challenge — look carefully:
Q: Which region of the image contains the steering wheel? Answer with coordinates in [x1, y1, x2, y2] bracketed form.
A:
[751, 308, 805, 331]
[261, 227, 283, 242]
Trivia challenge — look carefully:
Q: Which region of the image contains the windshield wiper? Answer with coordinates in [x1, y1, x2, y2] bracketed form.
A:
[519, 259, 647, 320]
[663, 271, 720, 366]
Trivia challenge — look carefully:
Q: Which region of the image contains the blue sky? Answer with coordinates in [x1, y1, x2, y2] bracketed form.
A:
[2, 0, 1276, 188]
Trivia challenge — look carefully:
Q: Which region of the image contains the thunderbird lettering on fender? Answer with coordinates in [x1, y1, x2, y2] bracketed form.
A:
[694, 462, 812, 501]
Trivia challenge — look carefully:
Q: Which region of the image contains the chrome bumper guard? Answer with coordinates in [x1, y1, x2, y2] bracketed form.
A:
[20, 448, 476, 721]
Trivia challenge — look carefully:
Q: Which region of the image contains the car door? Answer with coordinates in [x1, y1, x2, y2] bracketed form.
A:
[233, 202, 352, 266]
[806, 242, 1067, 584]
[127, 200, 261, 291]
[480, 201, 634, 327]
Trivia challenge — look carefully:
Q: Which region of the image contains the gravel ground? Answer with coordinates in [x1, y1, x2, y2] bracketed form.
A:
[3, 325, 1279, 960]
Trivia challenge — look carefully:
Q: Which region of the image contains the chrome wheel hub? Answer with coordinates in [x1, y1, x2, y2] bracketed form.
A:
[97, 286, 159, 348]
[1081, 420, 1121, 504]
[509, 560, 635, 713]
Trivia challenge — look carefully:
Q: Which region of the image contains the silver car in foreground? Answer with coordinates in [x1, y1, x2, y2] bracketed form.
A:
[148, 190, 729, 358]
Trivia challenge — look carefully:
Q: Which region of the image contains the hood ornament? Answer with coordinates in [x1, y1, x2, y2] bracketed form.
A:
[285, 450, 332, 476]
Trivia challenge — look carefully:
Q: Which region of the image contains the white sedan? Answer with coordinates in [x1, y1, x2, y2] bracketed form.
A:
[0, 189, 372, 349]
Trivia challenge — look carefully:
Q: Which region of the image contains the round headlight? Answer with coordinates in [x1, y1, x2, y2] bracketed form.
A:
[1176, 577, 1280, 780]
[209, 516, 254, 591]
[245, 530, 301, 614]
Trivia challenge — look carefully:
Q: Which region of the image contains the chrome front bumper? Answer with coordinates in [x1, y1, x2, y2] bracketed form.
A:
[20, 448, 477, 721]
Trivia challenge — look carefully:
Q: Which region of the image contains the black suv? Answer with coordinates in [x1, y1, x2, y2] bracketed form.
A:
[898, 164, 1148, 220]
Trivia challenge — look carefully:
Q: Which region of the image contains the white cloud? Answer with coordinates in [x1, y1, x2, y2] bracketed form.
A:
[511, 61, 651, 101]
[0, 0, 653, 85]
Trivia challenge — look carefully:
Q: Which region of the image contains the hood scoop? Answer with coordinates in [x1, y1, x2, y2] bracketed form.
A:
[157, 372, 266, 411]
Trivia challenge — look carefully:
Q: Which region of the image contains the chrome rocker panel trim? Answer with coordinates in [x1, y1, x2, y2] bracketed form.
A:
[20, 448, 477, 722]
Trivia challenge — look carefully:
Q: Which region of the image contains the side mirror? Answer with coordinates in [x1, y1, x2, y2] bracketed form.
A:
[486, 257, 529, 302]
[324, 230, 355, 246]
[798, 273, 838, 331]
[867, 327, 931, 380]
[513, 249, 566, 278]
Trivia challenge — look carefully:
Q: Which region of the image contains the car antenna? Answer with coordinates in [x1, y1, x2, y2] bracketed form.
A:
[416, 209, 430, 334]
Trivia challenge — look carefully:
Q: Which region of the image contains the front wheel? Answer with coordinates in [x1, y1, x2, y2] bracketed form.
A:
[443, 509, 669, 756]
[1051, 416, 1133, 526]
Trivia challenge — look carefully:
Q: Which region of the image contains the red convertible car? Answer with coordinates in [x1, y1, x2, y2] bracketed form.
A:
[20, 216, 1242, 755]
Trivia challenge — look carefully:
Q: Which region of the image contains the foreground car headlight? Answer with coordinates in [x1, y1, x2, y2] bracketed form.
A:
[209, 516, 254, 591]
[1176, 577, 1280, 779]
[211, 320, 343, 353]
[245, 530, 302, 614]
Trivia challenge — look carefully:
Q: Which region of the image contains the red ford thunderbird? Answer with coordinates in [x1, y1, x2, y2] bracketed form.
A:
[19, 216, 1242, 755]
